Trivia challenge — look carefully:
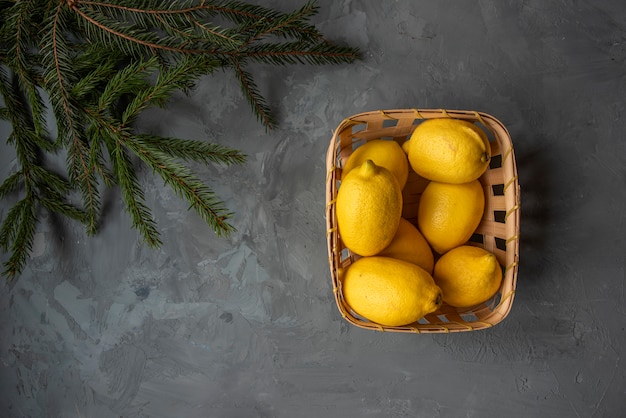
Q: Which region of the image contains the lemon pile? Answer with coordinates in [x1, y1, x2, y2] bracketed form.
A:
[336, 118, 503, 327]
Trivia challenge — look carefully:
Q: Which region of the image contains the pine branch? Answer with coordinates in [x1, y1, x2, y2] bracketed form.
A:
[0, 59, 86, 281]
[118, 131, 235, 236]
[230, 57, 276, 129]
[2, 1, 50, 145]
[234, 0, 324, 46]
[0, 171, 22, 199]
[238, 40, 361, 66]
[107, 133, 163, 247]
[121, 55, 221, 124]
[41, 3, 101, 233]
[0, 196, 38, 278]
[85, 124, 116, 187]
[72, 3, 217, 57]
[0, 85, 42, 279]
[0, 0, 360, 281]
[97, 56, 159, 112]
[134, 135, 246, 166]
[123, 132, 238, 238]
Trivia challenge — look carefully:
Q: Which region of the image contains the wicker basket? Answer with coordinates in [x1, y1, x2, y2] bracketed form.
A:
[325, 109, 520, 333]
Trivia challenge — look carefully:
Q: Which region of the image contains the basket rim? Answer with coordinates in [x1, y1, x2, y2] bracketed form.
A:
[325, 108, 520, 334]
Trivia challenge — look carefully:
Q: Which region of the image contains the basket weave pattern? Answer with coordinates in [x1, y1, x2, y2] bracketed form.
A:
[325, 109, 520, 333]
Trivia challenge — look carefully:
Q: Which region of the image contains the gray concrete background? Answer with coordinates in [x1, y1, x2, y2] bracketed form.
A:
[1, 1, 625, 417]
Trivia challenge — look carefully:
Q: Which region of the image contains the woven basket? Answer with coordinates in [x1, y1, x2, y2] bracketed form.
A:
[325, 109, 520, 333]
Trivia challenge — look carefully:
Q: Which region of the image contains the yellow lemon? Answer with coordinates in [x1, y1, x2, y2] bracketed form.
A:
[342, 256, 442, 326]
[401, 139, 411, 155]
[336, 160, 402, 256]
[408, 118, 491, 184]
[378, 217, 434, 274]
[343, 139, 409, 189]
[433, 245, 503, 308]
[417, 179, 484, 254]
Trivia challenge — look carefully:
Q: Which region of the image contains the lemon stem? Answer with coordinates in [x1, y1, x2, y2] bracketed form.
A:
[481, 152, 490, 163]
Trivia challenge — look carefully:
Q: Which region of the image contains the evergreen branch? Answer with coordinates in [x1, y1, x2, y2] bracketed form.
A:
[75, 1, 217, 17]
[0, 171, 23, 199]
[0, 67, 38, 187]
[122, 135, 237, 237]
[0, 198, 27, 252]
[0, 52, 42, 280]
[0, 0, 360, 280]
[64, 137, 101, 235]
[86, 124, 116, 187]
[29, 165, 88, 226]
[38, 195, 89, 224]
[186, 17, 242, 48]
[238, 41, 360, 66]
[97, 56, 159, 112]
[108, 134, 163, 247]
[230, 58, 275, 129]
[74, 1, 244, 48]
[120, 55, 220, 125]
[30, 164, 71, 196]
[4, 0, 50, 143]
[35, 166, 91, 224]
[70, 53, 119, 100]
[209, 1, 282, 25]
[42, 4, 99, 231]
[71, 4, 215, 56]
[71, 42, 119, 75]
[1, 196, 38, 280]
[134, 135, 246, 166]
[41, 4, 101, 234]
[14, 74, 53, 151]
[235, 0, 323, 47]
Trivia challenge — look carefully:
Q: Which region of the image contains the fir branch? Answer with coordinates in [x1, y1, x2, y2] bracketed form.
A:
[0, 198, 27, 252]
[70, 53, 119, 100]
[97, 56, 159, 112]
[71, 3, 215, 56]
[107, 134, 163, 247]
[76, 1, 218, 17]
[238, 40, 361, 66]
[209, 1, 282, 26]
[0, 0, 359, 281]
[40, 3, 100, 234]
[86, 124, 116, 187]
[230, 57, 276, 129]
[0, 196, 38, 278]
[74, 0, 243, 49]
[134, 135, 246, 166]
[0, 171, 22, 199]
[123, 134, 237, 237]
[3, 0, 50, 143]
[0, 59, 40, 280]
[235, 0, 323, 47]
[120, 55, 221, 125]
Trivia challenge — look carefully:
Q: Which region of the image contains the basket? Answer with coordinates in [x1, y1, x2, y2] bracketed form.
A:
[325, 109, 520, 333]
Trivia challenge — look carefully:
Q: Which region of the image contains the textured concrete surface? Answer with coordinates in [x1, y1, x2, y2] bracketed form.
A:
[1, 1, 625, 417]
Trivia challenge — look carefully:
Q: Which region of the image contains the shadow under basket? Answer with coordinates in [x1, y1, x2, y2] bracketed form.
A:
[325, 109, 521, 333]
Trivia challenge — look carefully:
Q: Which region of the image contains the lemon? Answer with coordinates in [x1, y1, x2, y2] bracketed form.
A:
[342, 256, 442, 326]
[343, 139, 409, 189]
[417, 179, 484, 254]
[433, 245, 503, 308]
[336, 160, 402, 256]
[378, 217, 434, 274]
[408, 118, 491, 184]
[401, 139, 411, 155]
